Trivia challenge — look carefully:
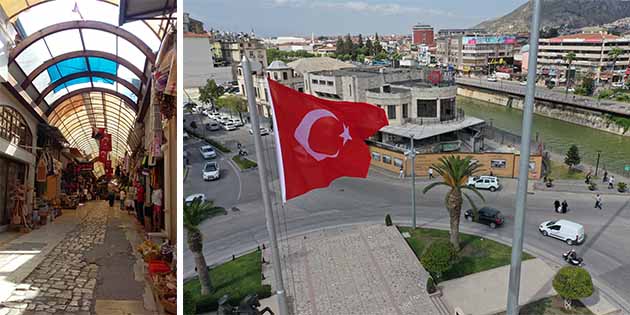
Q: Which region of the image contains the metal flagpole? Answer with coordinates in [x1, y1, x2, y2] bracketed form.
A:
[506, 0, 542, 314]
[410, 134, 416, 228]
[241, 56, 290, 315]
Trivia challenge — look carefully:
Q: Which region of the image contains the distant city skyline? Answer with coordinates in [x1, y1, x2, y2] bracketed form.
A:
[185, 0, 528, 37]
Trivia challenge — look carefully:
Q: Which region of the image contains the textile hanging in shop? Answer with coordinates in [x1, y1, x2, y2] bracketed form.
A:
[36, 158, 47, 182]
[100, 133, 112, 152]
[92, 128, 105, 140]
[99, 150, 109, 163]
[124, 153, 130, 172]
[152, 132, 162, 159]
[53, 160, 63, 175]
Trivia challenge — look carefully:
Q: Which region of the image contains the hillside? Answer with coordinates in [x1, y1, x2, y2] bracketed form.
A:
[475, 0, 630, 34]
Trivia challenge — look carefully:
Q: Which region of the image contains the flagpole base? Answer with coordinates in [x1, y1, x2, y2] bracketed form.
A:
[276, 289, 290, 315]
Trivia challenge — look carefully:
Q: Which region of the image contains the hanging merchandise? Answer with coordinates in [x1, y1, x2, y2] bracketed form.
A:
[36, 158, 47, 182]
[99, 150, 109, 163]
[100, 133, 112, 152]
[45, 152, 55, 175]
[124, 152, 130, 172]
[153, 30, 176, 119]
[152, 132, 162, 160]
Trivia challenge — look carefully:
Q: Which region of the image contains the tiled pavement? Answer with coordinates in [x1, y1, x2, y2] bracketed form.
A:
[263, 224, 440, 315]
[0, 202, 157, 315]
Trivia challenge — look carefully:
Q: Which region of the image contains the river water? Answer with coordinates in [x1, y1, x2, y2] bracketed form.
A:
[458, 96, 630, 175]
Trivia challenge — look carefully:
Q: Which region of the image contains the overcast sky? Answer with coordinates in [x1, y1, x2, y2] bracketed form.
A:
[185, 0, 528, 37]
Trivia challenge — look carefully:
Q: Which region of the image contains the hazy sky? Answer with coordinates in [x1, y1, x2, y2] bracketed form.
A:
[185, 0, 528, 37]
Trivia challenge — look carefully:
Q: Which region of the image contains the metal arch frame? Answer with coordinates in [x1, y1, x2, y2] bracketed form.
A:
[5, 0, 118, 21]
[22, 50, 146, 90]
[35, 71, 141, 104]
[46, 87, 138, 116]
[9, 20, 156, 64]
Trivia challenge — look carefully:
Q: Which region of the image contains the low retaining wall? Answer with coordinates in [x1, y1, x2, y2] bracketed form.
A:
[457, 86, 629, 136]
[369, 145, 542, 180]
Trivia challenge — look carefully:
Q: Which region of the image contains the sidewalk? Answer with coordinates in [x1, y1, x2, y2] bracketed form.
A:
[440, 259, 556, 315]
[534, 179, 630, 196]
[0, 201, 159, 315]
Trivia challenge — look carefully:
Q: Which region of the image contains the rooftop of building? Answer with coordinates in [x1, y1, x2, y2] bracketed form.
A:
[367, 86, 410, 94]
[268, 60, 290, 70]
[310, 66, 414, 78]
[287, 57, 355, 74]
[380, 116, 485, 140]
[413, 24, 433, 29]
[184, 32, 209, 38]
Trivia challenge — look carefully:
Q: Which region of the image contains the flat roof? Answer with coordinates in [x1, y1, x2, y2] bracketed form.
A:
[380, 116, 485, 140]
[310, 67, 412, 78]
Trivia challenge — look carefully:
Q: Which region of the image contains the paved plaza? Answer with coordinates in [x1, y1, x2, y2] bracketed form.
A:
[0, 202, 157, 315]
[264, 224, 440, 315]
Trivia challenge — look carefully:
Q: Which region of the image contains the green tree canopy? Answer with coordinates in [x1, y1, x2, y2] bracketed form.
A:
[564, 144, 581, 170]
[217, 95, 248, 122]
[198, 79, 224, 107]
[420, 240, 458, 282]
[553, 266, 594, 310]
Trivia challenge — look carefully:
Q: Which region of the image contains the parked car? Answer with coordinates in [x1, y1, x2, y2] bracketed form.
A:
[612, 81, 624, 88]
[464, 207, 505, 229]
[185, 193, 206, 206]
[206, 122, 221, 131]
[230, 118, 244, 127]
[223, 122, 238, 131]
[467, 176, 501, 192]
[487, 75, 497, 82]
[199, 145, 217, 159]
[249, 127, 271, 136]
[202, 162, 220, 181]
[519, 81, 527, 86]
[539, 219, 585, 245]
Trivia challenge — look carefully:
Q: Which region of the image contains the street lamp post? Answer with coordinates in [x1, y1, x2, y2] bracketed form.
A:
[595, 150, 602, 176]
[409, 134, 417, 229]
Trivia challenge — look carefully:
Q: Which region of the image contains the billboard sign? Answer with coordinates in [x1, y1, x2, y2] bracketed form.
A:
[463, 36, 516, 45]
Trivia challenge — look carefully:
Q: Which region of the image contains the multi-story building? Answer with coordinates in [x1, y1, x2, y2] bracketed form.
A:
[412, 23, 434, 46]
[183, 32, 233, 88]
[537, 33, 630, 84]
[183, 13, 205, 34]
[220, 37, 268, 69]
[436, 31, 516, 74]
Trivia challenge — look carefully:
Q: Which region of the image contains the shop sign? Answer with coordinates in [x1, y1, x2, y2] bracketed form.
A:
[100, 133, 112, 152]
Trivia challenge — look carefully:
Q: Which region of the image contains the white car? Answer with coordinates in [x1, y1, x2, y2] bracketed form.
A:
[467, 176, 500, 192]
[230, 118, 244, 127]
[199, 145, 217, 159]
[202, 162, 220, 181]
[249, 127, 271, 136]
[185, 193, 206, 206]
[487, 76, 497, 82]
[612, 81, 624, 88]
[519, 81, 527, 86]
[539, 219, 585, 245]
[223, 122, 237, 131]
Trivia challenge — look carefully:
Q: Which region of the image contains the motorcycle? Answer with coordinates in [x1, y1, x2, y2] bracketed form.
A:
[562, 249, 584, 266]
[238, 149, 248, 156]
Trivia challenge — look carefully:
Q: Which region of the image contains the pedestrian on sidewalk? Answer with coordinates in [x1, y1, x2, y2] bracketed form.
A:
[608, 176, 615, 189]
[594, 194, 603, 210]
[603, 170, 608, 183]
[119, 189, 126, 210]
[107, 189, 115, 208]
[135, 182, 145, 225]
[428, 167, 434, 179]
[399, 167, 404, 180]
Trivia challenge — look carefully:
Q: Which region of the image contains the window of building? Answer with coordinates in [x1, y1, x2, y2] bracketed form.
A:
[0, 105, 32, 152]
[312, 79, 317, 85]
[417, 99, 437, 117]
[349, 84, 352, 96]
[402, 104, 408, 118]
[283, 72, 288, 80]
[238, 68, 242, 76]
[298, 87, 304, 92]
[249, 51, 254, 57]
[371, 152, 381, 161]
[254, 88, 259, 97]
[440, 98, 456, 121]
[387, 105, 396, 119]
[273, 73, 278, 80]
[326, 81, 333, 86]
[382, 155, 392, 164]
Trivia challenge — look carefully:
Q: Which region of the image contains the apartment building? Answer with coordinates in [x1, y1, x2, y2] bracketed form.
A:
[537, 33, 630, 83]
[436, 30, 515, 73]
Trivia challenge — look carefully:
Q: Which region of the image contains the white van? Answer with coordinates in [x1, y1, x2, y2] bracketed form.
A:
[539, 219, 585, 245]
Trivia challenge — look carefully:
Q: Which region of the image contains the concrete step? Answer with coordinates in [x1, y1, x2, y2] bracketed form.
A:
[429, 294, 450, 315]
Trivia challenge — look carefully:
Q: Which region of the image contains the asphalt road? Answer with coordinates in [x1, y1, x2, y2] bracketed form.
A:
[183, 113, 630, 311]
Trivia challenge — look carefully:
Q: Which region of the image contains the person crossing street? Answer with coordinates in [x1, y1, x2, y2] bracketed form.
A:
[594, 194, 603, 210]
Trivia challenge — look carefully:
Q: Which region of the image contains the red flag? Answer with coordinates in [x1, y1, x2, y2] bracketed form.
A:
[100, 133, 112, 152]
[267, 78, 388, 201]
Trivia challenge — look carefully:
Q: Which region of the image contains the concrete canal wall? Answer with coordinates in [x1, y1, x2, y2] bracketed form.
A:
[457, 86, 629, 137]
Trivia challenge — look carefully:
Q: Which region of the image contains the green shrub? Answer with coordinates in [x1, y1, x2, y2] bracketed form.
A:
[618, 182, 628, 192]
[385, 214, 393, 226]
[257, 284, 273, 299]
[183, 287, 197, 315]
[420, 240, 458, 282]
[426, 277, 437, 294]
[232, 156, 257, 170]
[552, 266, 594, 310]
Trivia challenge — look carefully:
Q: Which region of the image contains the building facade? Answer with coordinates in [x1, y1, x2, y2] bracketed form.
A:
[537, 33, 630, 83]
[436, 33, 516, 73]
[412, 24, 434, 47]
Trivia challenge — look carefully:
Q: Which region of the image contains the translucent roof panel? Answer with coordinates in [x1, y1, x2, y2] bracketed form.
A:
[45, 29, 83, 57]
[14, 38, 49, 74]
[87, 57, 117, 75]
[117, 37, 146, 70]
[47, 91, 138, 159]
[82, 29, 117, 55]
[8, 0, 161, 51]
[48, 58, 89, 82]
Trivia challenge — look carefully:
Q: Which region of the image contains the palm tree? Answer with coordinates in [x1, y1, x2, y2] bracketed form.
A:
[422, 155, 485, 251]
[184, 198, 227, 295]
[608, 47, 623, 83]
[564, 51, 576, 95]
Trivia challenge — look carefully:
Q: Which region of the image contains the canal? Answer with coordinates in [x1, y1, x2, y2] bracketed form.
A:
[458, 96, 630, 175]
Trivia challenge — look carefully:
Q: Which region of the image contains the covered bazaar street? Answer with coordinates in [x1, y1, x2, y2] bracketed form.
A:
[0, 0, 177, 314]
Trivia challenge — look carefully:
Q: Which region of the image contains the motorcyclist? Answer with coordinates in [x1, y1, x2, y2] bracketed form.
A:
[561, 200, 568, 213]
[568, 249, 577, 260]
[554, 200, 561, 213]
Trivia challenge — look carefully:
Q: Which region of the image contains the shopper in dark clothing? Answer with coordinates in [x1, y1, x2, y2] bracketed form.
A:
[108, 190, 115, 208]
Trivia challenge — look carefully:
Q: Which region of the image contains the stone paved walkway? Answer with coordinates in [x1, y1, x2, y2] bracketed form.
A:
[0, 201, 156, 315]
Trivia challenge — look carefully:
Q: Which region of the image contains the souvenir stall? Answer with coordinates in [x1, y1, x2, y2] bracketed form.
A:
[33, 149, 63, 228]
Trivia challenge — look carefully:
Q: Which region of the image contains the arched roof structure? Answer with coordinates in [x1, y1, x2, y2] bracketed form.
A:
[2, 0, 172, 160]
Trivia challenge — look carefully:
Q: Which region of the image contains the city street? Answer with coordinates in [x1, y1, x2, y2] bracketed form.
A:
[183, 126, 630, 312]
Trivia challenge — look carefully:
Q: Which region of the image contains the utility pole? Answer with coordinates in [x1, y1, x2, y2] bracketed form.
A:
[241, 56, 290, 315]
[410, 134, 416, 228]
[506, 0, 542, 314]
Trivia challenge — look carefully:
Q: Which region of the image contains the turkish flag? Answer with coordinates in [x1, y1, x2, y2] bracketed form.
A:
[100, 133, 112, 152]
[268, 78, 388, 201]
